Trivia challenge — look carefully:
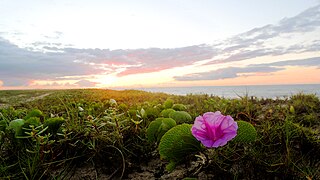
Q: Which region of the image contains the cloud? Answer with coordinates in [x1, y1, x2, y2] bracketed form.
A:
[205, 4, 320, 65]
[1, 4, 320, 88]
[306, 40, 320, 52]
[0, 37, 217, 87]
[253, 56, 320, 67]
[0, 37, 104, 86]
[31, 41, 62, 47]
[234, 4, 320, 45]
[74, 80, 97, 87]
[43, 31, 64, 40]
[223, 49, 272, 62]
[175, 56, 320, 81]
[276, 5, 320, 33]
[63, 45, 216, 76]
[174, 66, 283, 81]
[29, 81, 78, 89]
[116, 45, 216, 76]
[0, 80, 3, 87]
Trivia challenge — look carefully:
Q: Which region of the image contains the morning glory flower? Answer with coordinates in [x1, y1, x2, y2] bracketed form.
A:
[191, 111, 238, 148]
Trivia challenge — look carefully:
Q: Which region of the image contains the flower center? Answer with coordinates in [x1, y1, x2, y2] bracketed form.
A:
[212, 127, 223, 141]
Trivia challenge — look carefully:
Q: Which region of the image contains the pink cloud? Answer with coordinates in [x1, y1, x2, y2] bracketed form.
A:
[115, 46, 215, 76]
[118, 66, 169, 76]
[74, 80, 97, 87]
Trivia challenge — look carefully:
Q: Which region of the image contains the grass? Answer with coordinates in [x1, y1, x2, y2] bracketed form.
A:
[0, 89, 319, 179]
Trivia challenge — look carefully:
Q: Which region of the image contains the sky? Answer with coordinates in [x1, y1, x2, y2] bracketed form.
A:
[0, 0, 320, 89]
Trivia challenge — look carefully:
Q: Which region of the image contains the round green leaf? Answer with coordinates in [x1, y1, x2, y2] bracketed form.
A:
[233, 120, 257, 143]
[8, 119, 25, 136]
[164, 99, 174, 109]
[172, 104, 187, 111]
[160, 109, 176, 118]
[169, 111, 192, 124]
[25, 109, 43, 120]
[159, 124, 201, 162]
[147, 118, 176, 143]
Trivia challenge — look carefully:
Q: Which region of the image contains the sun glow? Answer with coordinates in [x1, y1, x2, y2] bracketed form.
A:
[94, 75, 118, 87]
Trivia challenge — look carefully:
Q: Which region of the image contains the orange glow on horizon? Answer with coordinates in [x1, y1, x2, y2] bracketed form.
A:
[1, 66, 319, 90]
[166, 66, 320, 87]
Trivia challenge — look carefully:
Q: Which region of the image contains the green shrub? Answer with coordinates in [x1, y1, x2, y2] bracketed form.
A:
[290, 94, 320, 114]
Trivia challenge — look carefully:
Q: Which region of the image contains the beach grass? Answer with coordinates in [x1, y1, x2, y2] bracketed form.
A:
[0, 89, 319, 179]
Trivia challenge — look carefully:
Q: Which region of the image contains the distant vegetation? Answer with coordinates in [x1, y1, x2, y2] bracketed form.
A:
[0, 89, 319, 179]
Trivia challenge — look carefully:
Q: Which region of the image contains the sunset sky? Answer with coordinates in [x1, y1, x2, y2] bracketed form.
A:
[0, 0, 320, 89]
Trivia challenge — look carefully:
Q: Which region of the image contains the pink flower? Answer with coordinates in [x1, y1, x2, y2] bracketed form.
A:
[191, 111, 238, 148]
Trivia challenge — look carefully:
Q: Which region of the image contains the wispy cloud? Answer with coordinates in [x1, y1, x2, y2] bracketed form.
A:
[0, 37, 216, 86]
[173, 5, 320, 82]
[206, 4, 320, 64]
[74, 79, 97, 87]
[0, 37, 104, 86]
[174, 57, 320, 81]
[254, 56, 320, 67]
[174, 66, 283, 81]
[63, 45, 216, 75]
[116, 45, 216, 76]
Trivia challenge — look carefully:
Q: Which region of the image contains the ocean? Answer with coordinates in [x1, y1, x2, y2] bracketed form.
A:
[130, 84, 320, 99]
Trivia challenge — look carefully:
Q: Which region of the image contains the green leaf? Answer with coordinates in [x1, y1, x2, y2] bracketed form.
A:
[233, 121, 257, 143]
[37, 126, 49, 135]
[21, 117, 42, 135]
[165, 161, 177, 172]
[8, 119, 25, 137]
[160, 109, 176, 118]
[164, 99, 174, 109]
[147, 118, 176, 143]
[169, 111, 192, 124]
[24, 117, 41, 127]
[44, 117, 65, 135]
[140, 108, 146, 118]
[25, 109, 43, 120]
[0, 120, 7, 132]
[159, 124, 201, 164]
[289, 105, 295, 114]
[145, 107, 160, 119]
[172, 104, 187, 111]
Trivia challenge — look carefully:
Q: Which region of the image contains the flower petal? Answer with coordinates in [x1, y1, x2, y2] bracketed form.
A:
[191, 111, 238, 148]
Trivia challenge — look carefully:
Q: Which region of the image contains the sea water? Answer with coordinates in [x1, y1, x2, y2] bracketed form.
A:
[132, 84, 320, 99]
